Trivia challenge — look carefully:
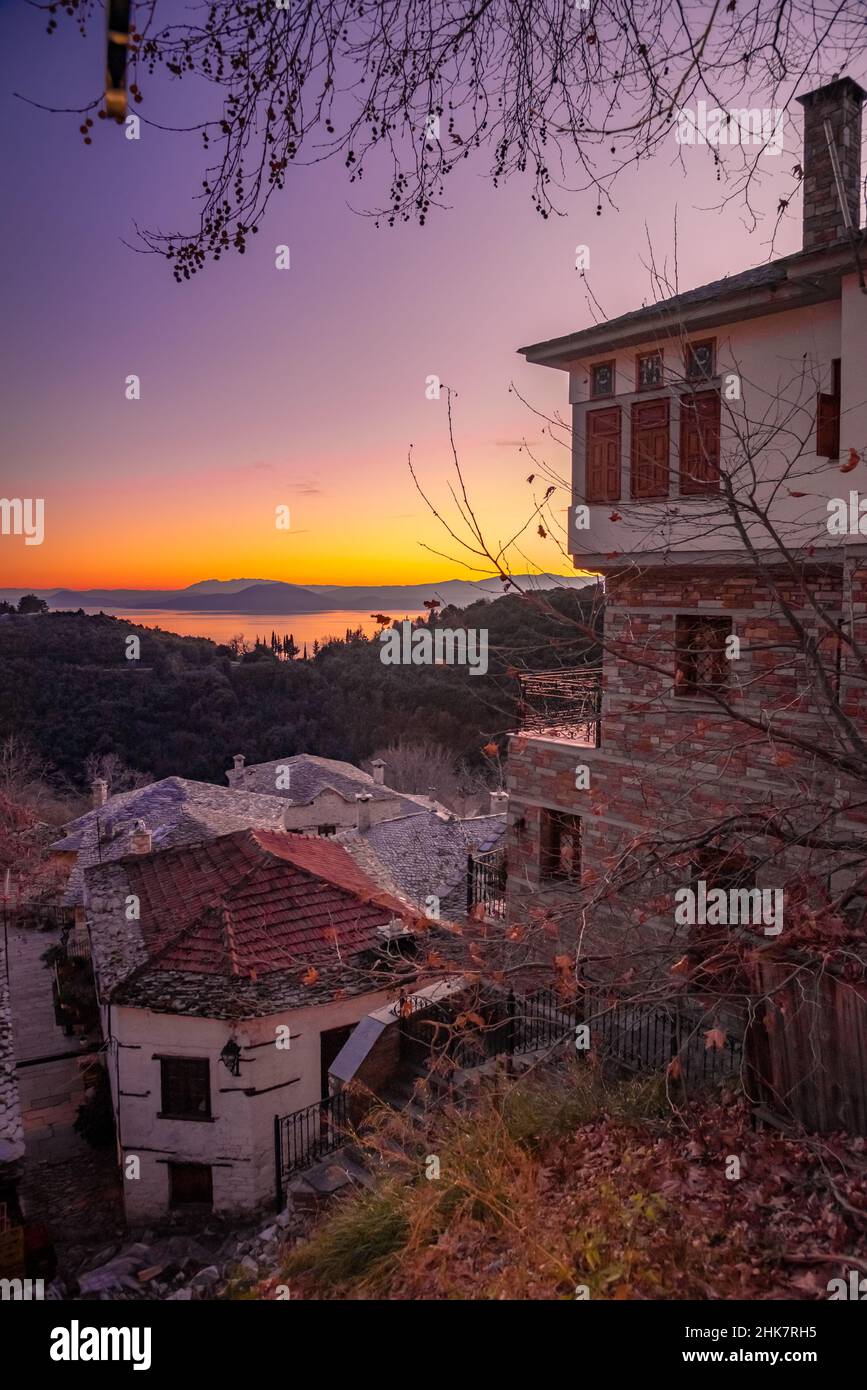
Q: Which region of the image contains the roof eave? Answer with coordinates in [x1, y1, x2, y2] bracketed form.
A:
[519, 244, 855, 371]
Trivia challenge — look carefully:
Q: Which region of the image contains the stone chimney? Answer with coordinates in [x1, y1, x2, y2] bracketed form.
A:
[370, 759, 386, 786]
[130, 818, 152, 854]
[226, 752, 245, 787]
[489, 789, 509, 815]
[797, 77, 865, 251]
[355, 792, 372, 832]
[91, 778, 108, 809]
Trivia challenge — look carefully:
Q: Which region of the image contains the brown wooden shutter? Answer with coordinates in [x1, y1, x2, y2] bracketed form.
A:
[679, 389, 721, 494]
[585, 406, 621, 502]
[816, 360, 841, 458]
[630, 398, 670, 499]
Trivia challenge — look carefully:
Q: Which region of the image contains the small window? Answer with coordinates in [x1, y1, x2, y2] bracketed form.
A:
[159, 1057, 211, 1120]
[685, 339, 715, 381]
[675, 616, 732, 697]
[169, 1162, 213, 1209]
[816, 359, 841, 459]
[636, 350, 663, 391]
[316, 824, 337, 837]
[540, 811, 582, 881]
[590, 360, 615, 399]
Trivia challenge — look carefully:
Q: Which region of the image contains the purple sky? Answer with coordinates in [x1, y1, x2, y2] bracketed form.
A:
[0, 3, 808, 588]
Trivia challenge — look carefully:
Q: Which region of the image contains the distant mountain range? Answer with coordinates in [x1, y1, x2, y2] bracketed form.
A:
[1, 575, 592, 615]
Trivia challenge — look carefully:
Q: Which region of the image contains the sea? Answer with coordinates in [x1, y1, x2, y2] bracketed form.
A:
[77, 607, 426, 648]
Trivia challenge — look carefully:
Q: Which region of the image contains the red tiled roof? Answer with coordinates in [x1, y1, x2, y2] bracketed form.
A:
[121, 829, 411, 978]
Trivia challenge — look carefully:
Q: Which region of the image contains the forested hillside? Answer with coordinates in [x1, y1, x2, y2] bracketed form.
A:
[0, 588, 600, 790]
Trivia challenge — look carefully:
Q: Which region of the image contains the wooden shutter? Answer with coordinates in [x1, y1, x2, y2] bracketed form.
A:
[630, 398, 670, 499]
[585, 406, 621, 502]
[816, 361, 841, 458]
[679, 390, 721, 494]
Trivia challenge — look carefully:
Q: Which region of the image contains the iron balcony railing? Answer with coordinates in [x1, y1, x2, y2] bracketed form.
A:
[273, 1091, 349, 1202]
[516, 667, 602, 744]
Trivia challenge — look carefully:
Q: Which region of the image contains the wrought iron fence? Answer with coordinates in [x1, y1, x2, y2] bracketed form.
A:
[466, 848, 507, 920]
[516, 667, 602, 743]
[1, 904, 75, 931]
[398, 985, 742, 1084]
[274, 1091, 349, 1202]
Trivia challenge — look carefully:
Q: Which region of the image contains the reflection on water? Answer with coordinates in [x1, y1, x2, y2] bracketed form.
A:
[77, 607, 425, 648]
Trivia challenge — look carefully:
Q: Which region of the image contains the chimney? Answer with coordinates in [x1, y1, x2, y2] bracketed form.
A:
[91, 778, 108, 809]
[489, 789, 509, 815]
[130, 818, 152, 854]
[797, 77, 865, 251]
[370, 759, 386, 786]
[355, 792, 372, 832]
[226, 752, 245, 787]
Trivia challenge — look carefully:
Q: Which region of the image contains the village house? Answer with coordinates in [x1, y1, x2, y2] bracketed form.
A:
[224, 752, 447, 831]
[508, 76, 866, 907]
[505, 77, 867, 1128]
[84, 825, 466, 1221]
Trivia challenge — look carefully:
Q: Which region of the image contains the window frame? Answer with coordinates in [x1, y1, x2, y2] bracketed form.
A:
[540, 809, 582, 882]
[168, 1161, 214, 1209]
[589, 359, 616, 400]
[158, 1056, 213, 1122]
[684, 338, 716, 382]
[674, 615, 733, 699]
[635, 349, 664, 392]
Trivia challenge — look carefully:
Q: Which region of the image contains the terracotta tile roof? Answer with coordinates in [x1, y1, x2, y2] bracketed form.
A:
[115, 828, 411, 981]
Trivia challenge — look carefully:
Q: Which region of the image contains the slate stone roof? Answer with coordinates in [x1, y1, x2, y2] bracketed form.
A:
[229, 753, 440, 815]
[85, 828, 424, 1018]
[519, 237, 860, 363]
[339, 810, 506, 919]
[53, 777, 290, 908]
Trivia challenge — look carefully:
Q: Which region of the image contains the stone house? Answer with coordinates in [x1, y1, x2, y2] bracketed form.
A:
[224, 753, 446, 832]
[84, 826, 456, 1221]
[51, 776, 294, 931]
[506, 77, 867, 982]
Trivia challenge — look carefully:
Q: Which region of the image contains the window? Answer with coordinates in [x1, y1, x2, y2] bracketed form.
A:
[679, 389, 721, 494]
[690, 847, 757, 892]
[159, 1057, 211, 1120]
[316, 823, 337, 837]
[636, 350, 663, 390]
[685, 339, 715, 381]
[675, 616, 732, 697]
[631, 398, 669, 499]
[540, 810, 582, 881]
[816, 359, 841, 459]
[169, 1163, 213, 1209]
[586, 406, 621, 502]
[590, 360, 615, 399]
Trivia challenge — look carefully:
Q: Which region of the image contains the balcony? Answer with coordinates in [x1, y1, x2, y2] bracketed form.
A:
[515, 667, 602, 745]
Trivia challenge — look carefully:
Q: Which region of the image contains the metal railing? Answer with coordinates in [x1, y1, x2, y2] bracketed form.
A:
[466, 847, 507, 920]
[274, 1091, 349, 1201]
[516, 667, 602, 743]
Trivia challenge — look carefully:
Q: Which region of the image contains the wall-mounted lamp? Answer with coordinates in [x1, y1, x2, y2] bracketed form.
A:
[220, 1038, 242, 1076]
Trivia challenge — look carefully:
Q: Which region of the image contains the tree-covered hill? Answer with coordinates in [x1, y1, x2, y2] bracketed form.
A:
[0, 588, 601, 789]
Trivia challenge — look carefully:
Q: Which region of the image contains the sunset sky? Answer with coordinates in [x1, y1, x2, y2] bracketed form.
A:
[0, 4, 803, 590]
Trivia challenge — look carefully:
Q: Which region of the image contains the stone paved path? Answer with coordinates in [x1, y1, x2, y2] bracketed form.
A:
[6, 922, 125, 1264]
[6, 924, 94, 1161]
